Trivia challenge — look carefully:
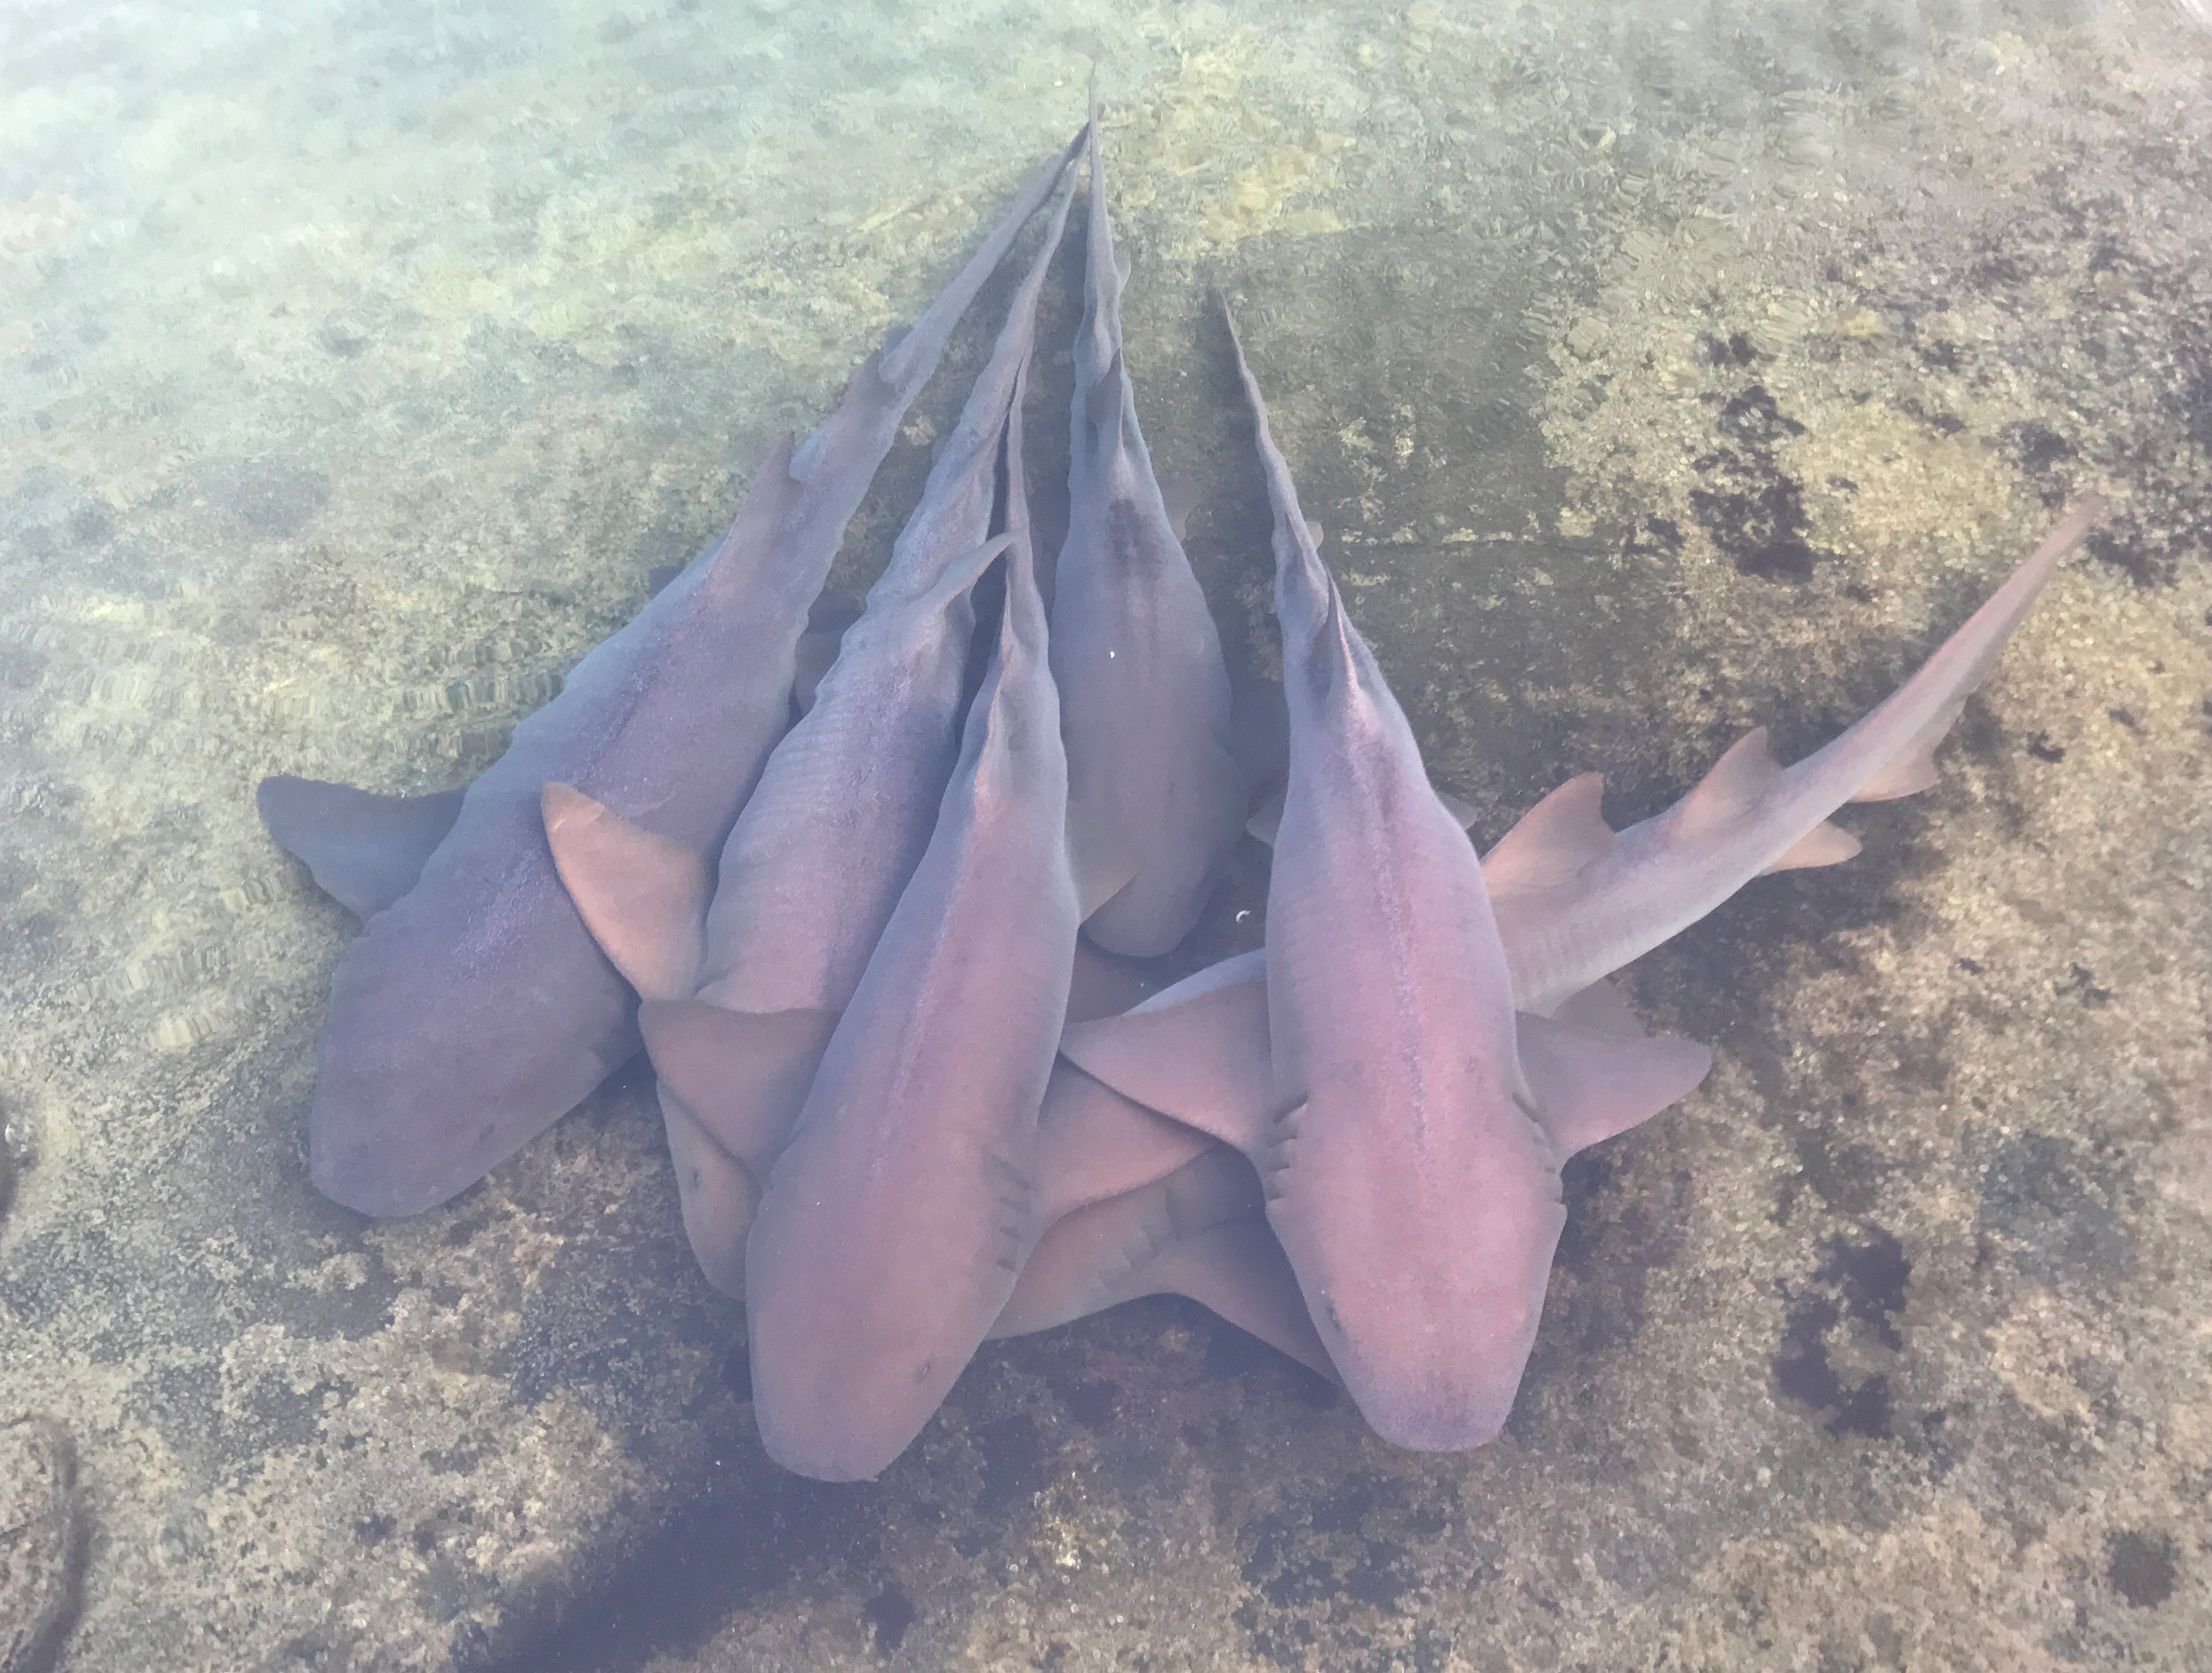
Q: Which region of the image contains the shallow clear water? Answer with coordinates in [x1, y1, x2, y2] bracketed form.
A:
[3, 2, 2209, 1667]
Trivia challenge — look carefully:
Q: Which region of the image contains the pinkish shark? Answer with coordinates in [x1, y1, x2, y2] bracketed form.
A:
[1051, 111, 1248, 956]
[257, 127, 1085, 1216]
[1036, 307, 2096, 1451]
[1481, 498, 2104, 1016]
[745, 358, 1081, 1482]
[541, 164, 1080, 1294]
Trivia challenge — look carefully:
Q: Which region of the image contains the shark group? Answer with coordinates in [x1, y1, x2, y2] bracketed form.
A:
[259, 115, 2100, 1480]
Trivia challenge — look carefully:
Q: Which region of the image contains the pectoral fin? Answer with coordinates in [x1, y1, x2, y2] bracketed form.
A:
[1065, 941, 1155, 1024]
[541, 784, 711, 1002]
[1516, 1009, 1713, 1156]
[1246, 787, 1284, 846]
[1148, 1218, 1338, 1382]
[1034, 1061, 1213, 1222]
[257, 775, 466, 920]
[659, 1089, 763, 1297]
[636, 1000, 838, 1167]
[996, 1145, 1337, 1383]
[1069, 815, 1144, 920]
[1056, 969, 1274, 1152]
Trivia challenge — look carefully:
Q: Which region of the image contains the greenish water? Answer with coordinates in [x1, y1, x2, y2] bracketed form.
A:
[3, 3, 2208, 1669]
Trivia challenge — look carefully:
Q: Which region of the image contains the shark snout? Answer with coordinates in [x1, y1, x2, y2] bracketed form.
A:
[1330, 1279, 1550, 1452]
[1301, 1182, 1564, 1454]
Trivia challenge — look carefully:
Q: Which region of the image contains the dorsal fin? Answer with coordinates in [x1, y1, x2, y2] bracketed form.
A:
[541, 784, 711, 1002]
[1481, 773, 1614, 899]
[697, 435, 801, 606]
[1671, 727, 1783, 841]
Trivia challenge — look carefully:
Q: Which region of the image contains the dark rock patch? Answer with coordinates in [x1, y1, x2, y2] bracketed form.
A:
[1965, 1127, 2134, 1289]
[354, 1513, 397, 1547]
[470, 1465, 881, 1673]
[1718, 385, 1808, 447]
[1704, 331, 1759, 366]
[1685, 384, 1821, 583]
[860, 1585, 916, 1653]
[1772, 1228, 1911, 1440]
[191, 456, 332, 540]
[1054, 1377, 1119, 1433]
[2105, 1529, 2178, 1608]
[2057, 963, 2114, 1008]
[1817, 1226, 1910, 1349]
[2176, 359, 2212, 453]
[1774, 1293, 1892, 1440]
[2000, 418, 2077, 483]
[974, 1414, 1052, 1513]
[1242, 1507, 1418, 1612]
